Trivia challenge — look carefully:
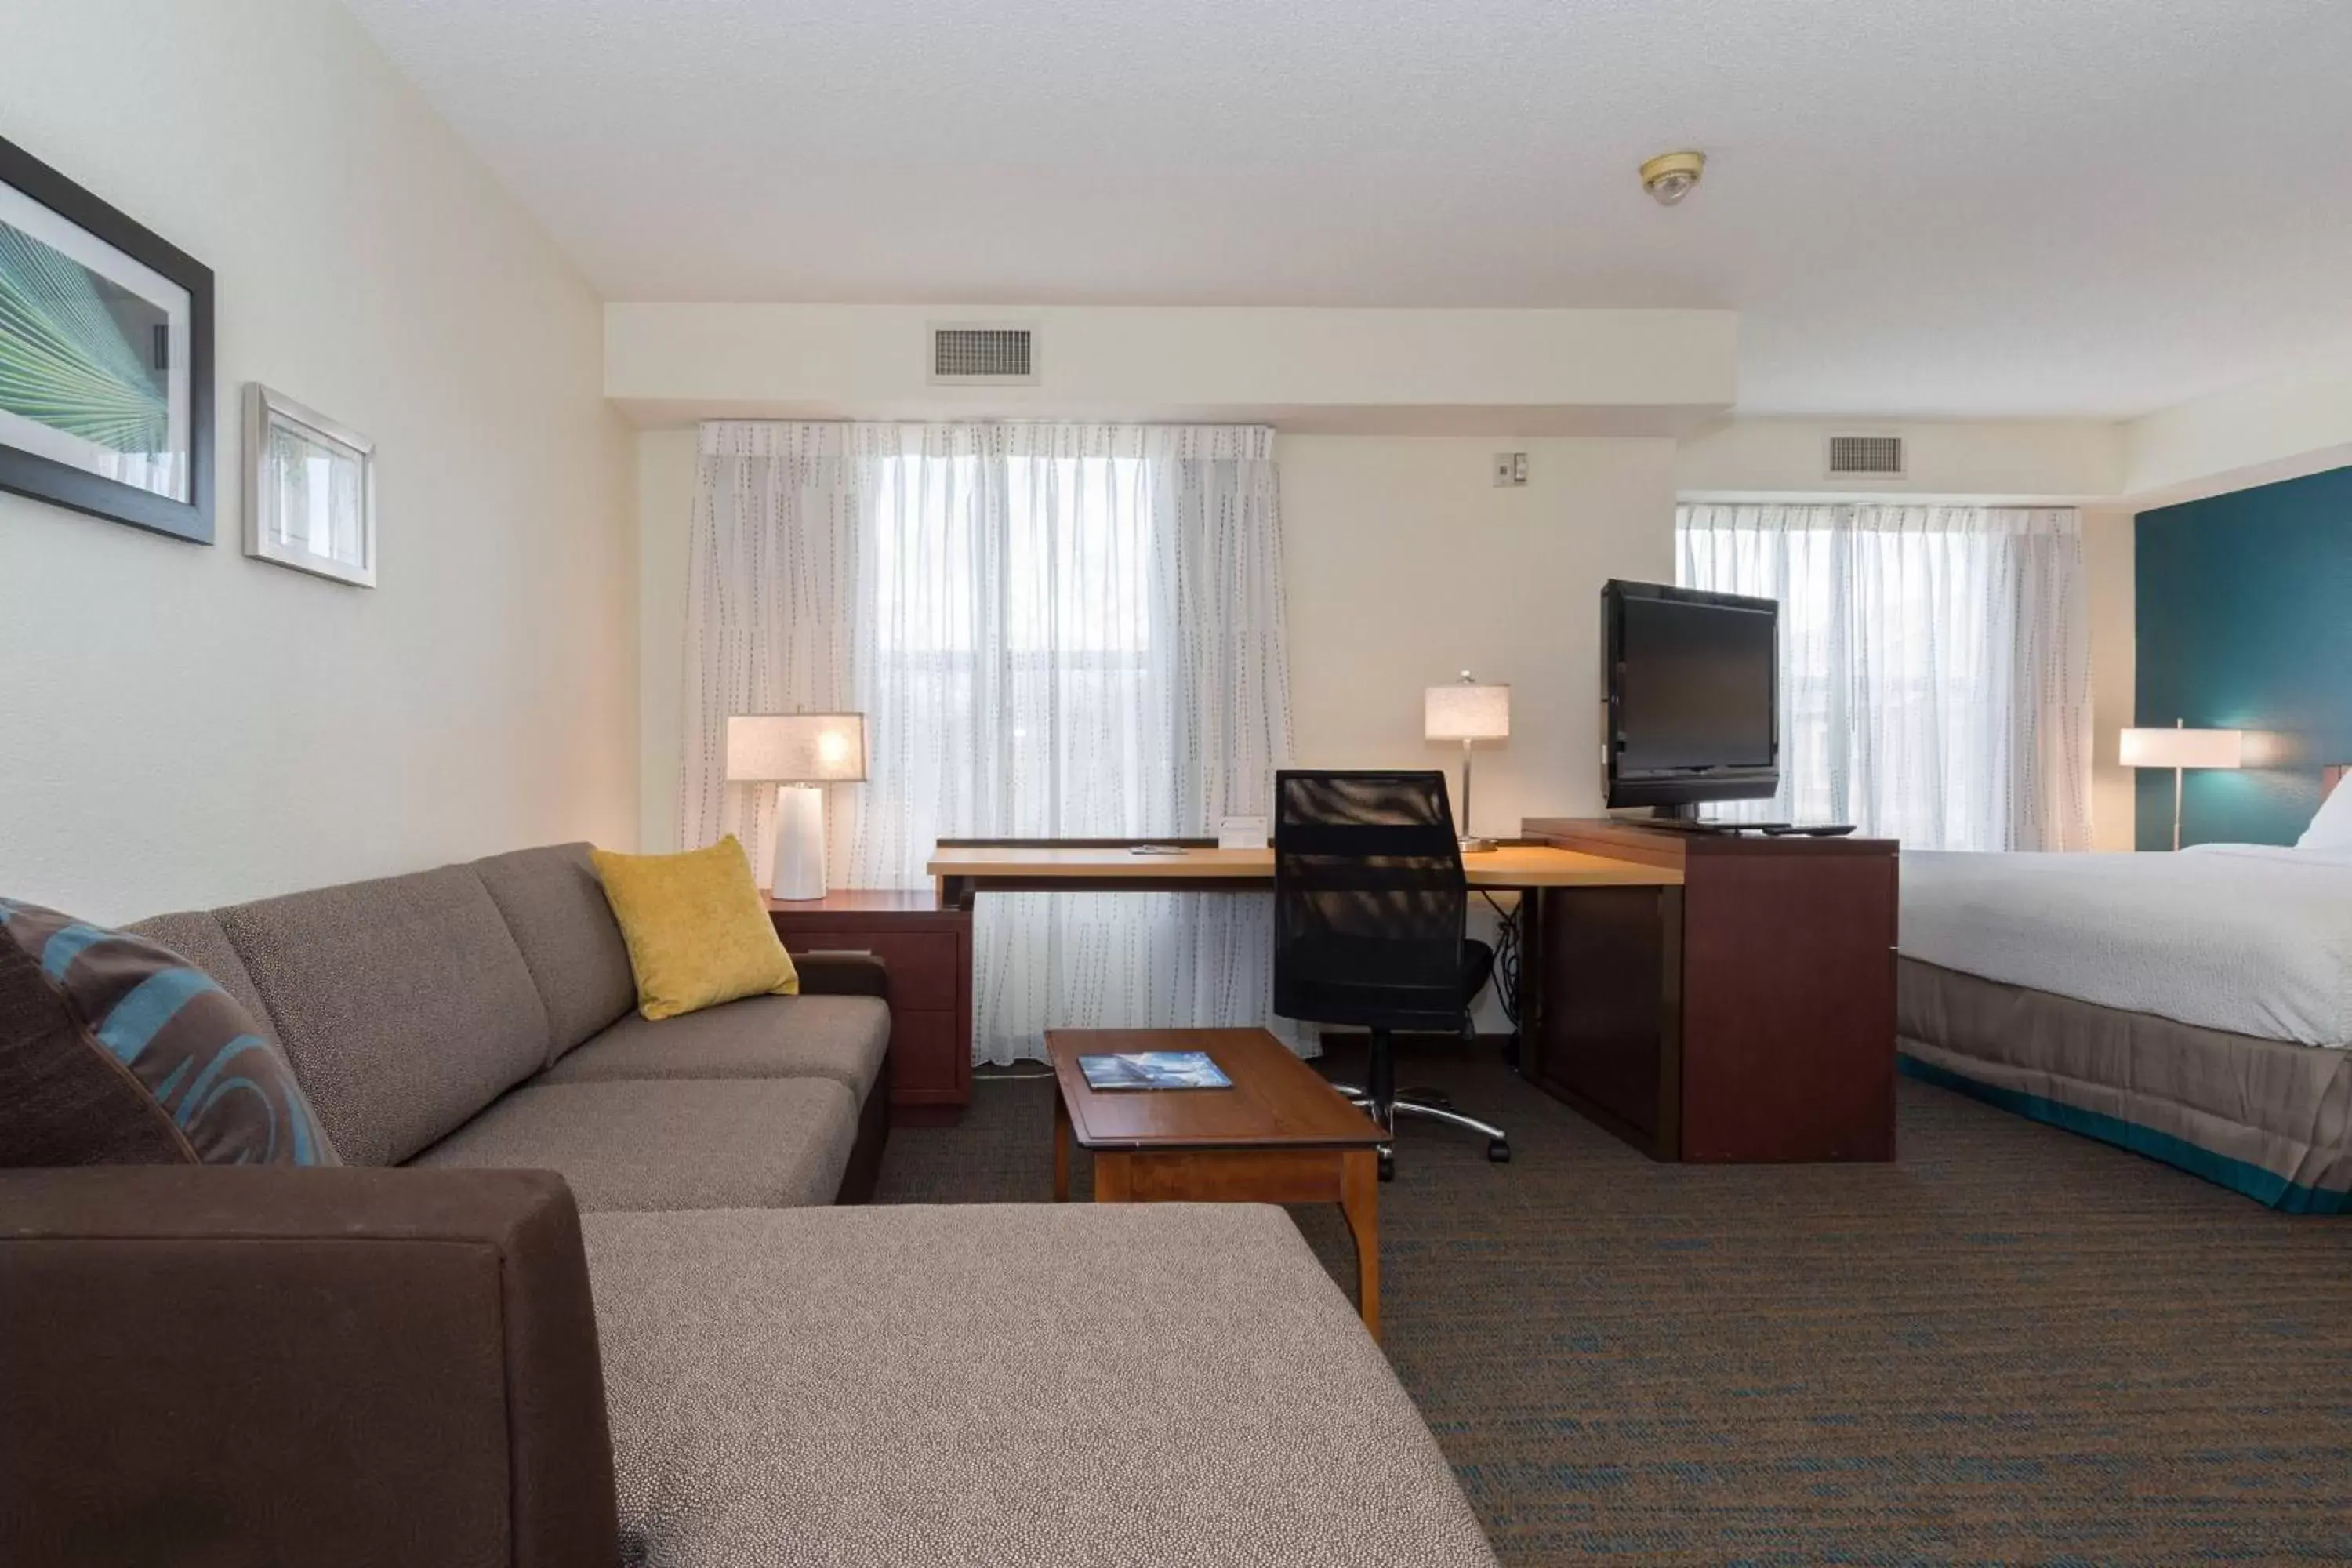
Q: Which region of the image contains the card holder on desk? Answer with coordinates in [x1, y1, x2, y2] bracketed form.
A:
[1218, 815, 1269, 851]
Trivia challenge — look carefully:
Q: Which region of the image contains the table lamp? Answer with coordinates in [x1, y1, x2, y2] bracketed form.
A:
[727, 712, 867, 899]
[1425, 672, 1510, 853]
[2120, 719, 2242, 851]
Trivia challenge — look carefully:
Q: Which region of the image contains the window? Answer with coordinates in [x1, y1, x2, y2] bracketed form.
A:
[1677, 503, 2091, 851]
[867, 450, 1173, 840]
[683, 421, 1290, 1061]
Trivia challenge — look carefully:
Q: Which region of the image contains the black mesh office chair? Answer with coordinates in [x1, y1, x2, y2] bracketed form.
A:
[1272, 769, 1510, 1181]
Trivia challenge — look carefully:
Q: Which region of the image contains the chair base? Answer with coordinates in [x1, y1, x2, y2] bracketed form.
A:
[1329, 1065, 1512, 1181]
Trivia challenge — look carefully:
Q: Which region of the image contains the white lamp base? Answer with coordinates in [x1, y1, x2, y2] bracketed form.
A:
[770, 784, 828, 901]
[1457, 739, 1496, 851]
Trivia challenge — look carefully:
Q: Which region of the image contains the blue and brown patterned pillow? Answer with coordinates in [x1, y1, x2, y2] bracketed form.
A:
[0, 899, 338, 1167]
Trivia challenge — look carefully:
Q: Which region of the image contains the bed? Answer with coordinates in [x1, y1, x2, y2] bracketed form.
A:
[1896, 766, 2352, 1212]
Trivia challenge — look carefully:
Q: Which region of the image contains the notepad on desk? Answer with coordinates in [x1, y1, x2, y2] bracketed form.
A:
[1076, 1051, 1233, 1091]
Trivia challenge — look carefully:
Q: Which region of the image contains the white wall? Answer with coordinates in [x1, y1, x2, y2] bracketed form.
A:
[2080, 507, 2137, 851]
[606, 303, 1736, 435]
[2123, 348, 2352, 503]
[0, 0, 636, 920]
[1675, 360, 2352, 514]
[637, 428, 698, 853]
[1676, 417, 2123, 501]
[1280, 437, 1676, 826]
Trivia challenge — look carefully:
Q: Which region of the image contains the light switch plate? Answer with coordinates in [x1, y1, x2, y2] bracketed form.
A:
[1492, 452, 1529, 488]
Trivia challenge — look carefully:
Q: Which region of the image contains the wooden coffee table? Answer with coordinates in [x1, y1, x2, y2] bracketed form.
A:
[1045, 1027, 1386, 1337]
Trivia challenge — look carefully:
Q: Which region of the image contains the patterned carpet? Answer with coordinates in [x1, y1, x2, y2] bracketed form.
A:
[876, 1039, 2352, 1565]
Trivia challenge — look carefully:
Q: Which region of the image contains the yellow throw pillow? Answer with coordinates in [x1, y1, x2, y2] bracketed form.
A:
[590, 837, 799, 1021]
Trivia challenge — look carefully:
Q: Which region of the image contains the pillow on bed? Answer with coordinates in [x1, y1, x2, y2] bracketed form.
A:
[2297, 781, 2352, 851]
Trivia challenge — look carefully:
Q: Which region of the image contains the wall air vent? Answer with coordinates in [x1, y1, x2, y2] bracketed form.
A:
[929, 324, 1038, 385]
[1826, 434, 1905, 477]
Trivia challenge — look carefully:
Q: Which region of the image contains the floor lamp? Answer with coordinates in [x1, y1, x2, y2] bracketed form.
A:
[1425, 672, 1510, 853]
[727, 713, 868, 899]
[2120, 719, 2243, 851]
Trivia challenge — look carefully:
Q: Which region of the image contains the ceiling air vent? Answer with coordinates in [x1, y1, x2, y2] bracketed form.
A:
[929, 324, 1038, 385]
[1826, 434, 1905, 478]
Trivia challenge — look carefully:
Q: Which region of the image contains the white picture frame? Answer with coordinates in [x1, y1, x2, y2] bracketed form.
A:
[244, 383, 375, 587]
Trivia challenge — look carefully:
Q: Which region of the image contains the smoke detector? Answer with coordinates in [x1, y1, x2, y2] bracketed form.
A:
[1639, 151, 1706, 207]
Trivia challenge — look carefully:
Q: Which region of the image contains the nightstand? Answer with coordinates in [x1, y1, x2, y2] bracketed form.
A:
[767, 891, 971, 1124]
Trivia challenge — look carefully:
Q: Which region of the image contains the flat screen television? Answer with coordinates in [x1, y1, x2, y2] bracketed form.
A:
[1602, 579, 1780, 815]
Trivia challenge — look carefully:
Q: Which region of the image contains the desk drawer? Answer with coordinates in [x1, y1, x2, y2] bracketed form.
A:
[781, 929, 958, 1011]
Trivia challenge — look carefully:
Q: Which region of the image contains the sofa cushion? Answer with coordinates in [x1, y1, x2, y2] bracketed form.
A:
[472, 844, 637, 1064]
[580, 1203, 1498, 1568]
[123, 910, 277, 1033]
[1, 900, 337, 1167]
[410, 1079, 858, 1212]
[217, 866, 554, 1167]
[536, 993, 888, 1102]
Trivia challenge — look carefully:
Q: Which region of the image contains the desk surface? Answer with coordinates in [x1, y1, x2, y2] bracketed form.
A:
[926, 841, 1680, 887]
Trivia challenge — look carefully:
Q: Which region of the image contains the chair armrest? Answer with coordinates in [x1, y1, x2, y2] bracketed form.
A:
[794, 951, 891, 999]
[0, 1167, 619, 1568]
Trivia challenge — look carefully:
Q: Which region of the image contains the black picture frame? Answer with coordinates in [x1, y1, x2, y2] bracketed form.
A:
[0, 133, 215, 544]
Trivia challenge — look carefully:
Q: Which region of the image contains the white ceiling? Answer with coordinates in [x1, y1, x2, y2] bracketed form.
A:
[342, 0, 2352, 419]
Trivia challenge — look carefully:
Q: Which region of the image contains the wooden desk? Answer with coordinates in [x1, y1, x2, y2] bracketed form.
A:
[929, 840, 1679, 906]
[929, 830, 1889, 1164]
[927, 837, 1680, 1089]
[1047, 1027, 1387, 1335]
[1521, 818, 1898, 1163]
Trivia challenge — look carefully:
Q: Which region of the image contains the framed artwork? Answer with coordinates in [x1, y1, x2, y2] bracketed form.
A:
[245, 384, 376, 587]
[0, 135, 215, 543]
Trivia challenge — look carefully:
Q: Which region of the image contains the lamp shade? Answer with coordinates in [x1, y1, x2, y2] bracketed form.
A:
[2119, 727, 2243, 771]
[726, 713, 867, 782]
[1425, 681, 1510, 742]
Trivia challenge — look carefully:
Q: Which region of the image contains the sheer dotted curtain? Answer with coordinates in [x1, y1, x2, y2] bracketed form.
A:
[1676, 503, 2091, 851]
[681, 422, 1295, 1063]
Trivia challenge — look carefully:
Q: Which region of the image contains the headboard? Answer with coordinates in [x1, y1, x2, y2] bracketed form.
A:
[2325, 766, 2347, 804]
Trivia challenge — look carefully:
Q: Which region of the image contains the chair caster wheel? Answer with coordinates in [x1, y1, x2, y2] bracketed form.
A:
[1486, 1139, 1512, 1163]
[1377, 1150, 1396, 1182]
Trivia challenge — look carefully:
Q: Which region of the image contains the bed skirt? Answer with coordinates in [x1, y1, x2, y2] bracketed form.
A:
[1897, 957, 2352, 1214]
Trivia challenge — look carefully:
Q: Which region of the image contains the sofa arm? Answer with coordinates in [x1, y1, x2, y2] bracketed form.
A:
[794, 950, 891, 999]
[0, 1167, 619, 1568]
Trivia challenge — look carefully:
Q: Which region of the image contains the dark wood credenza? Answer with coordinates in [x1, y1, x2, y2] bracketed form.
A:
[767, 891, 972, 1125]
[1519, 818, 1898, 1163]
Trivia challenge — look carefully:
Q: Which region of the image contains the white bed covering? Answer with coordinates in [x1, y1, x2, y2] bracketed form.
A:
[1899, 845, 2352, 1048]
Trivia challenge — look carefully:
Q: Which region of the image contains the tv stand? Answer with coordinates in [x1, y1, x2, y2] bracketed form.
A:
[1637, 816, 1788, 836]
[1517, 816, 1897, 1163]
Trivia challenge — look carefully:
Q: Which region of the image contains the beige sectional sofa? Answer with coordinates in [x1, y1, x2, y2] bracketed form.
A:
[0, 844, 1497, 1567]
[131, 844, 895, 1207]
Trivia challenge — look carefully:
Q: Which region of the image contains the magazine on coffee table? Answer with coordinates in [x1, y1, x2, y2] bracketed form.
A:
[1076, 1051, 1233, 1091]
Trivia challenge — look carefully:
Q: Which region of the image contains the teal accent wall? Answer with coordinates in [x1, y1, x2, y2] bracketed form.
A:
[2134, 465, 2352, 849]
